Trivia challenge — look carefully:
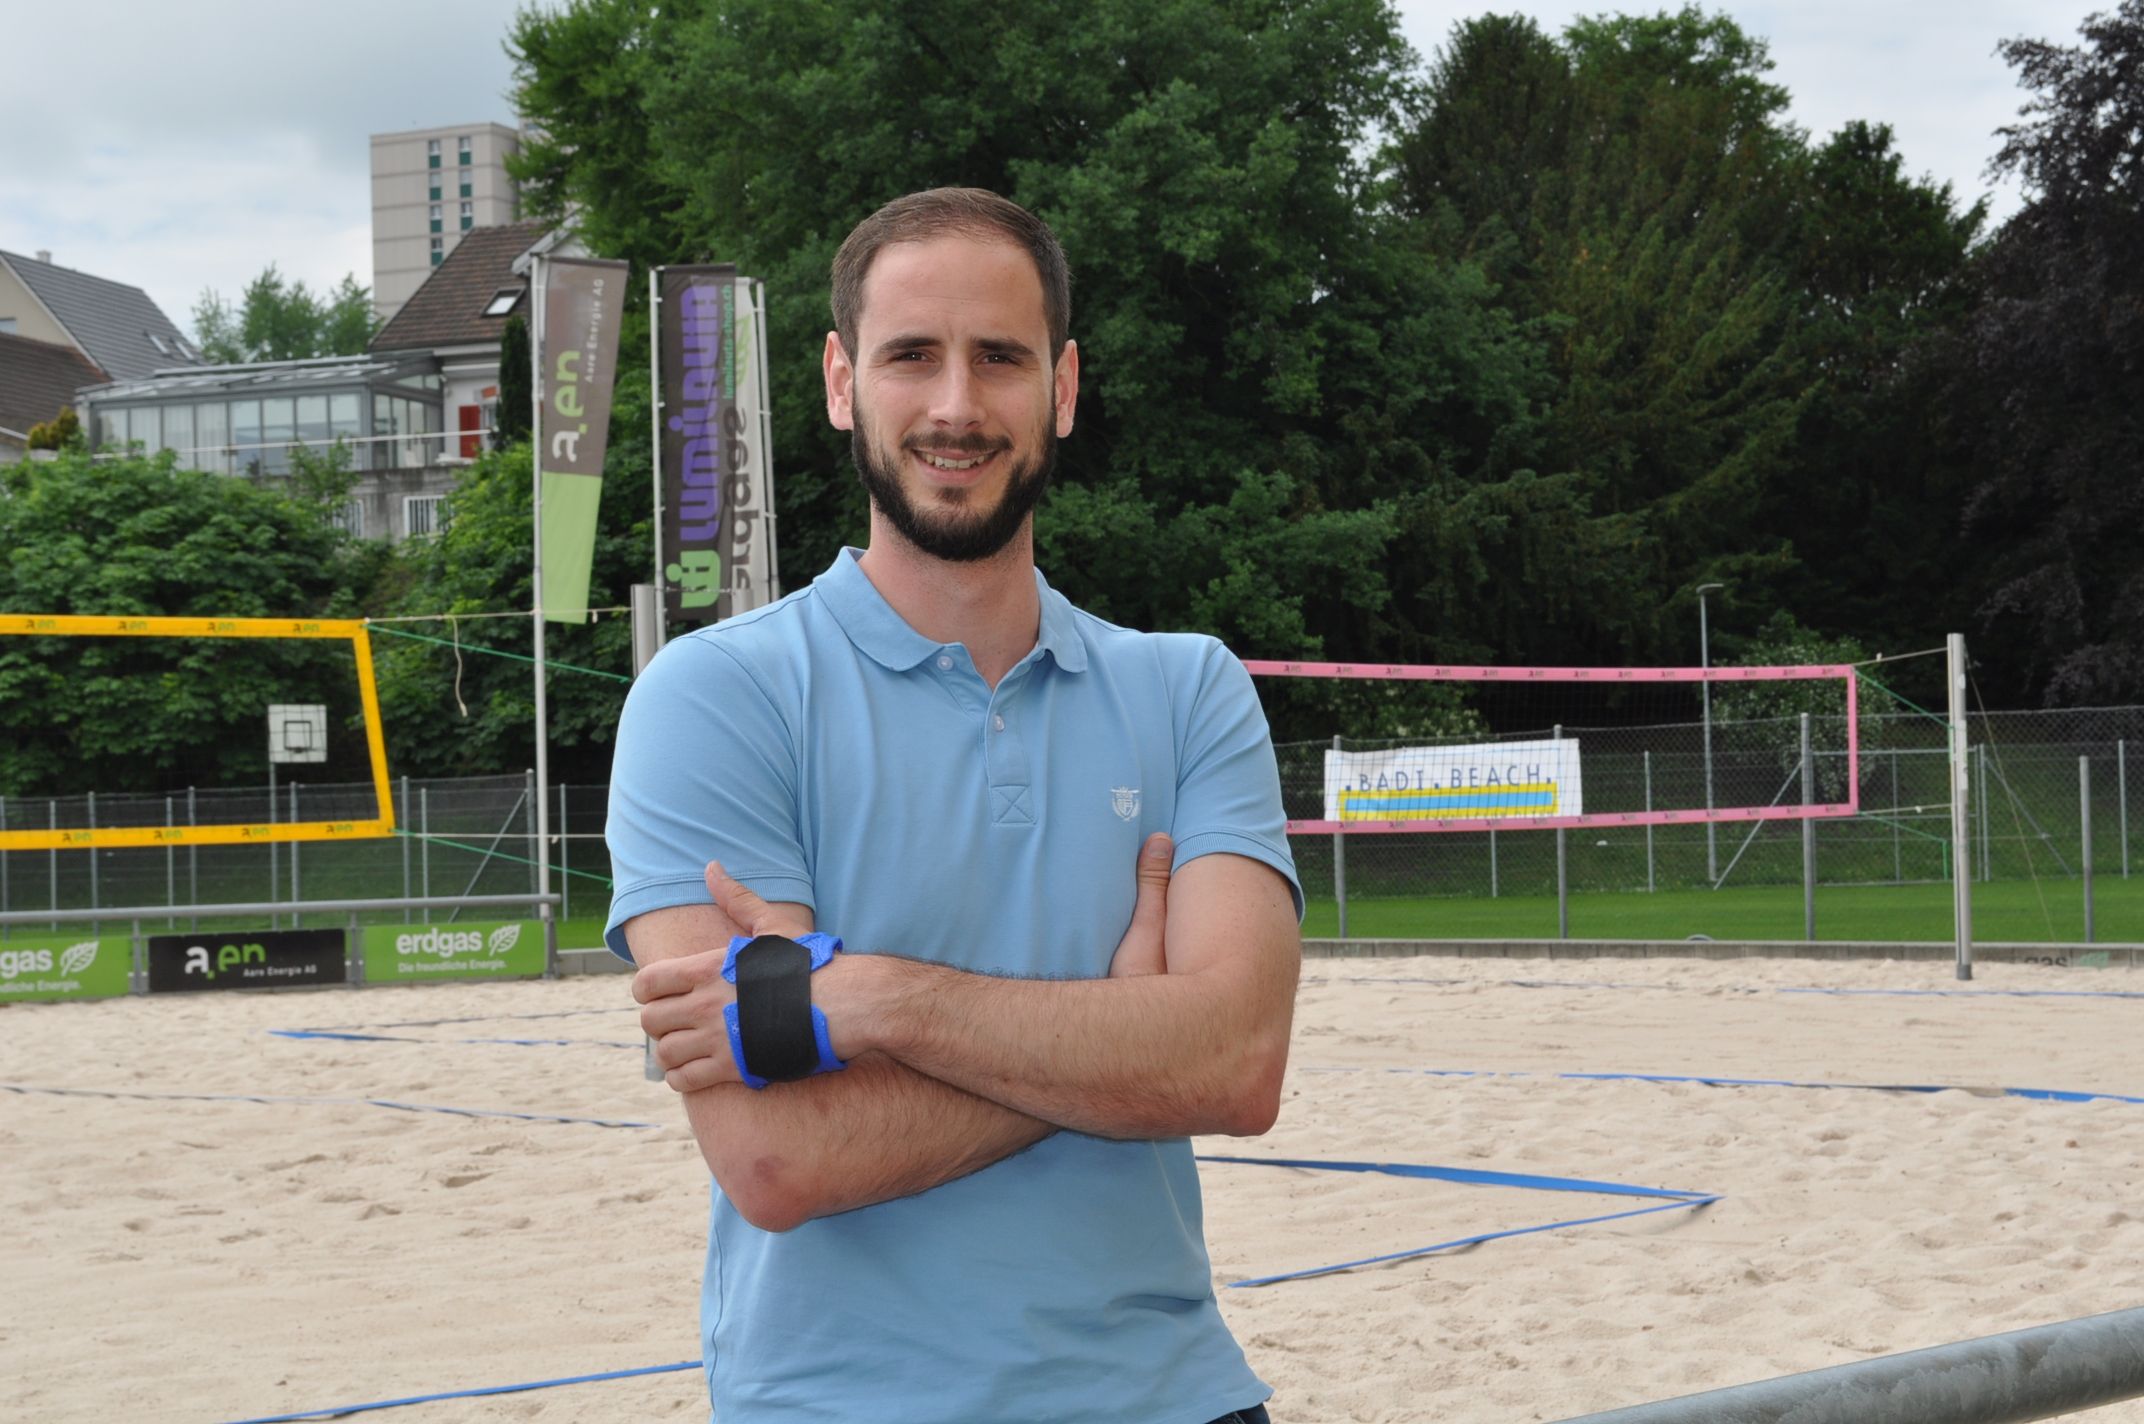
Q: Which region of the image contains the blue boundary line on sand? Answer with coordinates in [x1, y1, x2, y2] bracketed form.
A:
[0, 1082, 661, 1128]
[217, 1359, 700, 1423]
[1195, 1154, 1718, 1287]
[271, 1029, 641, 1051]
[1297, 1065, 2144, 1107]
[1305, 974, 2144, 1001]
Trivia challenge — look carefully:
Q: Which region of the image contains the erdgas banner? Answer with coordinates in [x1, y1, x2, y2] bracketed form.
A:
[656, 265, 776, 622]
[0, 933, 131, 1002]
[536, 255, 631, 622]
[1323, 738, 1584, 822]
[360, 921, 544, 982]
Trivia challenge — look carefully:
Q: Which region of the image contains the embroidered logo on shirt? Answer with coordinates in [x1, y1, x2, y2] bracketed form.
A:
[1110, 787, 1140, 820]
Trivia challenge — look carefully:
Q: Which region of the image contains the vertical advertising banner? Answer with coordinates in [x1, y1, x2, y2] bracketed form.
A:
[0, 933, 132, 1002]
[537, 256, 631, 623]
[659, 267, 775, 622]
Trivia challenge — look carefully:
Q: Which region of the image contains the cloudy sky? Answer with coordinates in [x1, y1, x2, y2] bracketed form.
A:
[0, 1, 2101, 344]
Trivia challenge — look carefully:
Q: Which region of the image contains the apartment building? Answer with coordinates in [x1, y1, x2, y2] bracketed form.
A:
[370, 123, 522, 326]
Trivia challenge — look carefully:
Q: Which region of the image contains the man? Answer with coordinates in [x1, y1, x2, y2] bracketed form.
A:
[607, 187, 1302, 1423]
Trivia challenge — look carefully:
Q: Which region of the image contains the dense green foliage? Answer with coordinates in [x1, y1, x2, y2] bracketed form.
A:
[7, 1, 2141, 798]
[0, 448, 387, 796]
[192, 266, 378, 363]
[494, 314, 533, 447]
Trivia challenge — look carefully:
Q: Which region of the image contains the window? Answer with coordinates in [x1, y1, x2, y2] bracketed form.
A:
[196, 401, 229, 474]
[261, 397, 295, 475]
[164, 403, 193, 462]
[430, 236, 444, 267]
[149, 333, 170, 355]
[456, 135, 472, 166]
[429, 182, 441, 202]
[331, 499, 365, 539]
[405, 495, 445, 538]
[427, 138, 441, 170]
[429, 202, 442, 235]
[0, 317, 16, 334]
[482, 287, 523, 317]
[296, 394, 329, 454]
[459, 181, 472, 199]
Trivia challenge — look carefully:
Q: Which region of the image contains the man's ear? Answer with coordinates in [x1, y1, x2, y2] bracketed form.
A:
[1053, 338, 1079, 438]
[824, 331, 855, 431]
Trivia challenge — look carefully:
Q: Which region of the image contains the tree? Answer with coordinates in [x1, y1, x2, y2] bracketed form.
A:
[25, 406, 79, 450]
[0, 447, 384, 796]
[1921, 1, 2144, 705]
[494, 313, 532, 447]
[190, 264, 379, 363]
[510, 0, 1581, 736]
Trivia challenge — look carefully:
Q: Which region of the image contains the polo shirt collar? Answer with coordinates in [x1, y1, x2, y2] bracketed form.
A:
[816, 547, 1088, 675]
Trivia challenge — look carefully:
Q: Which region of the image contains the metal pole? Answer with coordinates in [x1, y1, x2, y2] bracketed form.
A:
[1555, 723, 1568, 940]
[86, 790, 97, 923]
[399, 775, 411, 902]
[165, 796, 175, 930]
[187, 787, 197, 929]
[531, 254, 555, 964]
[1801, 712, 1815, 942]
[632, 583, 667, 1082]
[649, 268, 665, 602]
[2120, 738, 2129, 879]
[1699, 591, 1718, 883]
[48, 799, 57, 930]
[1489, 828, 1498, 899]
[420, 786, 431, 923]
[1331, 734, 1347, 939]
[290, 782, 301, 927]
[1643, 751, 1654, 893]
[1948, 633, 1973, 981]
[1891, 750, 1902, 883]
[1547, 1304, 2144, 1424]
[525, 767, 539, 908]
[267, 761, 278, 931]
[2081, 755, 2094, 945]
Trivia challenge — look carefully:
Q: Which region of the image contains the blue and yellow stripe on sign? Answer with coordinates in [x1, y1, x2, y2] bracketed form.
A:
[1338, 782, 1560, 821]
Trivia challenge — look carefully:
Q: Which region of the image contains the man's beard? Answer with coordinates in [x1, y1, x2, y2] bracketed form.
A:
[852, 410, 1055, 564]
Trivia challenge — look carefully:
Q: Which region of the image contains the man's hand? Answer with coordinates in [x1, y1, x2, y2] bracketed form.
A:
[637, 839, 1176, 1093]
[1107, 833, 1173, 978]
[633, 861, 808, 1092]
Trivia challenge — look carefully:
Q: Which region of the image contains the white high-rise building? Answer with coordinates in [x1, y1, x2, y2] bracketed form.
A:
[369, 123, 522, 325]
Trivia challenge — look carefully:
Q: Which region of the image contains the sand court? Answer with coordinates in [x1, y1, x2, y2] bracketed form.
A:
[4, 954, 2141, 1422]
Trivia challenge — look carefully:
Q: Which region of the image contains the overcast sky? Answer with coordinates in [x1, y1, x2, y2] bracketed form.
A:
[0, 1, 2101, 345]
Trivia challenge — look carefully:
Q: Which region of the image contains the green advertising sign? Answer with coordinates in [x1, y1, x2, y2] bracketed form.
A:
[0, 933, 133, 1002]
[361, 921, 545, 982]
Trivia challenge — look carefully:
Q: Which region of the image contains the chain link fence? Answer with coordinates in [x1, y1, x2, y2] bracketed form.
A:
[4, 706, 2137, 942]
[0, 774, 616, 935]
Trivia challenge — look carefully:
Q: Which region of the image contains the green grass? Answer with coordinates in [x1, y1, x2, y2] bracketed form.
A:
[1302, 875, 2144, 944]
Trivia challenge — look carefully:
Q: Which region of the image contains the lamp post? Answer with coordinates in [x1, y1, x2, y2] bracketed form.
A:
[1697, 583, 1724, 885]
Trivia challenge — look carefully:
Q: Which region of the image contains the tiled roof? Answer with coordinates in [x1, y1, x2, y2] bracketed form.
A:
[369, 221, 550, 354]
[0, 250, 198, 383]
[0, 331, 107, 437]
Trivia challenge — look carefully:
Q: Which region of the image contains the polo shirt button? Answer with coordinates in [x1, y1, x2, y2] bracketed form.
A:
[993, 714, 1005, 732]
[936, 655, 953, 671]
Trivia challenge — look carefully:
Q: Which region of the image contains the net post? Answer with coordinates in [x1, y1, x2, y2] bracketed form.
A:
[1947, 633, 1973, 980]
[1554, 723, 1568, 940]
[1331, 734, 1347, 939]
[1801, 712, 1815, 941]
[2081, 755, 2094, 945]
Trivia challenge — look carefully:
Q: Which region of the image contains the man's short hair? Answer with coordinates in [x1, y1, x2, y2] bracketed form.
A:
[831, 188, 1071, 362]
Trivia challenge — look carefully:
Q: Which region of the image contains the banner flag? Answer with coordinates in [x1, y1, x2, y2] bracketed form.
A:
[536, 256, 630, 623]
[1322, 739, 1584, 821]
[658, 266, 776, 622]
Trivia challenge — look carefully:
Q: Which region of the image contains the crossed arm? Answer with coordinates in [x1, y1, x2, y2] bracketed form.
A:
[622, 836, 1300, 1232]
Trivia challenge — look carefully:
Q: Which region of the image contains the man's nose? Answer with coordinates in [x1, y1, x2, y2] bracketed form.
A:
[927, 361, 985, 430]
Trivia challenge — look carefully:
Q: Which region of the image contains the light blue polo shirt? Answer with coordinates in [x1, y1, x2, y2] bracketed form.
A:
[606, 547, 1300, 1424]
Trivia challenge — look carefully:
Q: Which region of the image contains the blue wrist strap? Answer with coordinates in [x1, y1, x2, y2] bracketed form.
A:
[720, 932, 844, 1090]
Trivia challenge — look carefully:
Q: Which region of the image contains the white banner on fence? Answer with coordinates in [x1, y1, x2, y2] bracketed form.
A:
[1323, 738, 1583, 821]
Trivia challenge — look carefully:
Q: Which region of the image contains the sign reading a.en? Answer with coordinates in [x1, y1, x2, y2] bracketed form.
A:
[146, 929, 346, 993]
[0, 934, 132, 1002]
[1323, 738, 1583, 821]
[359, 921, 544, 982]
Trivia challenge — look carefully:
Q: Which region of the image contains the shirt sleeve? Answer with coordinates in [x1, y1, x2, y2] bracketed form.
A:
[1168, 639, 1305, 920]
[603, 635, 813, 962]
